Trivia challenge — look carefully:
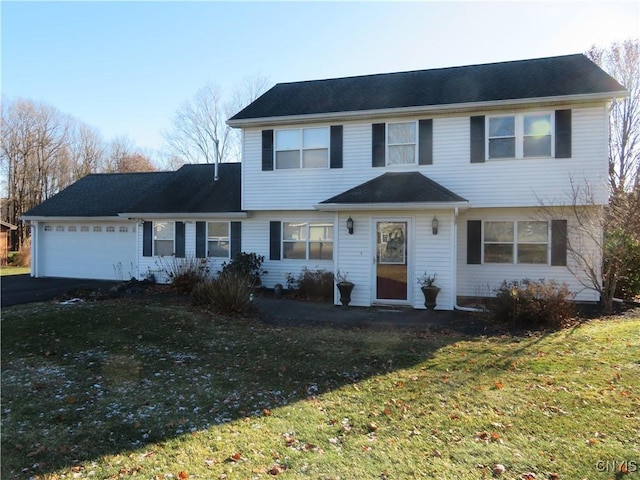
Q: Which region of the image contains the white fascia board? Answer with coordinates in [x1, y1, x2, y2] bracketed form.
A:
[314, 202, 470, 212]
[21, 215, 126, 222]
[227, 92, 627, 128]
[117, 212, 249, 220]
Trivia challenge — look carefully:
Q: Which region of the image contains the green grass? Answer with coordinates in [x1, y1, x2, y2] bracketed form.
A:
[0, 265, 30, 276]
[1, 298, 639, 479]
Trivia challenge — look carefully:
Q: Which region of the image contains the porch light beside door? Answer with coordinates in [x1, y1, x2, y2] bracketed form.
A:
[346, 216, 354, 235]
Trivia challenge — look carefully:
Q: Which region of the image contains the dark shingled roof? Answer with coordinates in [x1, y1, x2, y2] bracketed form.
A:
[320, 172, 468, 205]
[230, 54, 626, 121]
[23, 171, 174, 217]
[127, 163, 241, 213]
[23, 163, 242, 218]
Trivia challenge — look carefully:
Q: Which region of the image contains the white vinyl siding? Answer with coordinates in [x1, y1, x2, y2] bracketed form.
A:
[457, 208, 600, 302]
[242, 105, 610, 211]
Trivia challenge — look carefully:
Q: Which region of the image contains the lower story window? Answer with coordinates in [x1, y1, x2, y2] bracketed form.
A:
[282, 221, 333, 260]
[154, 221, 174, 256]
[207, 222, 230, 258]
[484, 220, 549, 264]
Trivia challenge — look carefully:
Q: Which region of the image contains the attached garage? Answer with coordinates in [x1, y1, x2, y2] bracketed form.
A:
[33, 221, 137, 280]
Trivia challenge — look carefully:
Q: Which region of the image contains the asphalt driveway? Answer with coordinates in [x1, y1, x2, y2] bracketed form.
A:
[1, 275, 119, 308]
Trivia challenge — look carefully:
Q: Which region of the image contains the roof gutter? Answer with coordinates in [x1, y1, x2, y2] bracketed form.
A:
[117, 212, 249, 219]
[314, 201, 470, 212]
[228, 91, 628, 128]
[21, 215, 127, 222]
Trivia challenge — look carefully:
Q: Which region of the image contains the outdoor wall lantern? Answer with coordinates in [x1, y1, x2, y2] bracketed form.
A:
[432, 216, 439, 235]
[346, 216, 354, 235]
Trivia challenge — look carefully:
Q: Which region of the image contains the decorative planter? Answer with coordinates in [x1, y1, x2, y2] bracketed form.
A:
[420, 286, 441, 310]
[337, 281, 354, 306]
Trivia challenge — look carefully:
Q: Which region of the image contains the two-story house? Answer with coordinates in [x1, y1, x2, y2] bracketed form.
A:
[23, 54, 626, 309]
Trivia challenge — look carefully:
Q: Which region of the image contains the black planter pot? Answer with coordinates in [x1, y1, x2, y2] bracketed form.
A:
[420, 286, 441, 310]
[337, 281, 354, 306]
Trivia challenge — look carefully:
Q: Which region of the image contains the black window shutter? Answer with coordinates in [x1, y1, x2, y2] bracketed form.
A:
[418, 119, 433, 165]
[142, 221, 153, 257]
[467, 220, 482, 264]
[470, 116, 485, 163]
[262, 130, 274, 171]
[230, 221, 241, 260]
[372, 123, 386, 167]
[196, 221, 206, 258]
[551, 219, 568, 266]
[555, 110, 572, 158]
[175, 221, 186, 258]
[269, 221, 281, 261]
[330, 125, 343, 169]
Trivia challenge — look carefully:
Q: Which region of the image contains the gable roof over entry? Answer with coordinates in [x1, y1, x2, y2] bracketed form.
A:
[317, 172, 468, 211]
[229, 54, 626, 126]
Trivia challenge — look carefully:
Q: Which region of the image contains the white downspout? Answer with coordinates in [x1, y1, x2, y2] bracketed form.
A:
[30, 220, 37, 278]
[452, 207, 485, 313]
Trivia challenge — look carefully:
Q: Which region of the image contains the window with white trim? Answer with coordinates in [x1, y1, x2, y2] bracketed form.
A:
[119, 226, 128, 233]
[44, 225, 52, 231]
[68, 226, 77, 232]
[56, 226, 64, 232]
[282, 222, 333, 260]
[484, 221, 549, 264]
[93, 226, 102, 232]
[387, 121, 417, 165]
[487, 113, 553, 159]
[106, 226, 115, 232]
[207, 221, 230, 258]
[80, 226, 89, 232]
[154, 221, 174, 256]
[275, 127, 329, 169]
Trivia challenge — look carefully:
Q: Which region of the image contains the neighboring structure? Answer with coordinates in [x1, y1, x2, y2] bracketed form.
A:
[23, 54, 627, 309]
[0, 220, 18, 265]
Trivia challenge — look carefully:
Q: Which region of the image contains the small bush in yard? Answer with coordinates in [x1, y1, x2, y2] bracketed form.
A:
[159, 256, 210, 294]
[491, 279, 575, 330]
[286, 268, 334, 301]
[192, 272, 254, 314]
[220, 252, 266, 286]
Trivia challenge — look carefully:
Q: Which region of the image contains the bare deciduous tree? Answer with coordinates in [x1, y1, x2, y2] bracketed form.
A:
[163, 83, 228, 165]
[587, 39, 640, 192]
[164, 75, 270, 164]
[1, 98, 70, 247]
[105, 135, 156, 173]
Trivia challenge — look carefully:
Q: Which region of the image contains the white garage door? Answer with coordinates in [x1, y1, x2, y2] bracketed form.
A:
[38, 222, 137, 280]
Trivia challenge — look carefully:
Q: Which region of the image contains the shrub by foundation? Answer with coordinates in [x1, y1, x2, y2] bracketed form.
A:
[286, 268, 334, 302]
[491, 279, 576, 330]
[192, 272, 254, 314]
[159, 256, 210, 294]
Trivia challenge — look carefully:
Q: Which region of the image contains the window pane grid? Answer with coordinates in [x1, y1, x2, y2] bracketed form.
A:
[282, 222, 333, 260]
[275, 128, 329, 169]
[207, 222, 229, 258]
[483, 221, 550, 264]
[487, 113, 553, 159]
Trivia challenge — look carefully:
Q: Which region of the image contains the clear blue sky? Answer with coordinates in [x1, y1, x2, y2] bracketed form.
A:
[2, 1, 639, 152]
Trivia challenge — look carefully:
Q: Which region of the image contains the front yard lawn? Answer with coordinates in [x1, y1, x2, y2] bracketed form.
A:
[1, 299, 638, 479]
[0, 265, 30, 276]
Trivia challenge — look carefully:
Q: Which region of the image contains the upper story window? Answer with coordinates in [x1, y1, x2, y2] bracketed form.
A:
[207, 221, 230, 258]
[282, 221, 333, 260]
[154, 221, 174, 256]
[484, 220, 549, 264]
[387, 122, 417, 165]
[488, 113, 552, 159]
[275, 127, 329, 169]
